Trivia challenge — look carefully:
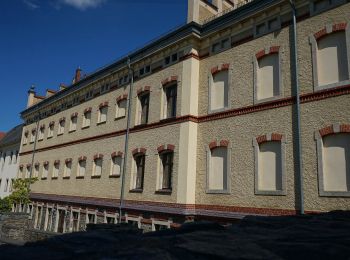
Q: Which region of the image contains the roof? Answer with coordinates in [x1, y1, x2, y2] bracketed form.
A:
[0, 124, 23, 148]
[21, 0, 283, 118]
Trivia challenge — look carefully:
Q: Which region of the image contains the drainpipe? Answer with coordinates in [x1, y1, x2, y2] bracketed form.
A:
[27, 112, 40, 210]
[119, 57, 134, 223]
[289, 0, 304, 215]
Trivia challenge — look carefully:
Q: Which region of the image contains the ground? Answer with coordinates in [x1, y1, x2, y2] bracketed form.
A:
[0, 211, 349, 259]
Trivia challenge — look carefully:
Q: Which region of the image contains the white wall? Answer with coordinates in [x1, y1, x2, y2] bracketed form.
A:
[0, 145, 20, 198]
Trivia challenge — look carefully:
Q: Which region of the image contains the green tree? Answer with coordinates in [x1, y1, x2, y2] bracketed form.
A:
[8, 178, 38, 207]
[0, 197, 12, 213]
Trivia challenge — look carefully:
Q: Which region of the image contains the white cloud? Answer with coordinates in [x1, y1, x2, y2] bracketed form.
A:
[60, 0, 106, 10]
[23, 0, 40, 10]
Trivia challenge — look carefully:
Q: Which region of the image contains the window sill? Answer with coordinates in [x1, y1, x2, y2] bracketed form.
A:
[68, 129, 76, 133]
[208, 106, 230, 115]
[255, 190, 286, 196]
[319, 191, 350, 197]
[57, 133, 64, 136]
[314, 80, 350, 92]
[155, 189, 172, 194]
[97, 121, 106, 126]
[115, 116, 126, 121]
[109, 175, 120, 178]
[51, 177, 58, 180]
[41, 177, 47, 180]
[254, 95, 282, 105]
[47, 136, 53, 139]
[62, 176, 70, 180]
[82, 125, 90, 130]
[129, 189, 143, 193]
[76, 176, 84, 179]
[160, 117, 176, 123]
[91, 175, 101, 179]
[38, 139, 43, 142]
[206, 189, 230, 194]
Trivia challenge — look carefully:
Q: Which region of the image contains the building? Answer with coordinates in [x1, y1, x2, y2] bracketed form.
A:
[18, 0, 350, 233]
[0, 125, 22, 199]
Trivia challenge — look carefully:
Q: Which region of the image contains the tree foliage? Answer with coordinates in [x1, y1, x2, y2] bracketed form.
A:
[0, 196, 12, 213]
[8, 178, 38, 206]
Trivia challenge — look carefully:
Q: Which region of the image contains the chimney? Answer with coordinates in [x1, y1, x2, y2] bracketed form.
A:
[27, 85, 36, 108]
[187, 0, 200, 23]
[73, 67, 81, 84]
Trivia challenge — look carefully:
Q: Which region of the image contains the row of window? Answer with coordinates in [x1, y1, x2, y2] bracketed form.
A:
[23, 83, 178, 144]
[0, 151, 19, 166]
[20, 128, 350, 197]
[20, 149, 174, 192]
[210, 29, 349, 113]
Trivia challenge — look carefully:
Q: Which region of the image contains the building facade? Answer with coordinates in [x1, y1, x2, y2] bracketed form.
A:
[0, 125, 22, 199]
[18, 0, 350, 233]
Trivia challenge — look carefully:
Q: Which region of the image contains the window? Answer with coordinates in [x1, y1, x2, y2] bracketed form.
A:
[9, 179, 13, 192]
[78, 159, 86, 177]
[45, 208, 54, 231]
[210, 70, 229, 111]
[42, 163, 49, 179]
[111, 156, 122, 176]
[48, 123, 54, 138]
[255, 53, 280, 102]
[64, 160, 72, 178]
[317, 131, 350, 196]
[9, 152, 13, 164]
[85, 90, 93, 100]
[53, 162, 60, 178]
[23, 132, 28, 144]
[69, 115, 78, 132]
[163, 84, 177, 119]
[19, 166, 24, 178]
[105, 216, 116, 224]
[26, 165, 31, 178]
[38, 127, 45, 140]
[132, 154, 145, 190]
[164, 53, 178, 66]
[72, 211, 80, 232]
[34, 164, 39, 178]
[310, 0, 345, 15]
[211, 38, 231, 54]
[137, 93, 149, 125]
[116, 99, 127, 118]
[158, 152, 173, 190]
[207, 146, 230, 193]
[100, 83, 110, 94]
[314, 31, 349, 89]
[83, 110, 91, 128]
[98, 106, 108, 124]
[255, 141, 284, 194]
[139, 65, 151, 76]
[255, 17, 281, 37]
[4, 179, 9, 192]
[93, 158, 103, 176]
[30, 130, 36, 143]
[86, 213, 96, 224]
[58, 119, 65, 135]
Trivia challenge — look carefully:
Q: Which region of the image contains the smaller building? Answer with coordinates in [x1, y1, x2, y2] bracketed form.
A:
[0, 124, 23, 198]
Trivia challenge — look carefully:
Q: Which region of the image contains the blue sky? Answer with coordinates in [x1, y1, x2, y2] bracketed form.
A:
[0, 0, 187, 132]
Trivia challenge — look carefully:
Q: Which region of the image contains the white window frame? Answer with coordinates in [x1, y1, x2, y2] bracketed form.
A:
[82, 111, 91, 128]
[253, 134, 286, 196]
[116, 99, 127, 119]
[58, 120, 65, 135]
[110, 156, 122, 177]
[69, 116, 78, 132]
[309, 23, 350, 91]
[48, 124, 54, 138]
[98, 106, 108, 124]
[77, 159, 86, 177]
[93, 158, 103, 176]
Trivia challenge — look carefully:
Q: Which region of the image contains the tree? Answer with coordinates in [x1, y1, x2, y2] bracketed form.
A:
[0, 197, 11, 213]
[8, 178, 38, 207]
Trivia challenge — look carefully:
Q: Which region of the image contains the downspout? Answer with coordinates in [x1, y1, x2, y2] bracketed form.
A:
[27, 112, 40, 209]
[289, 0, 304, 214]
[119, 57, 134, 223]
